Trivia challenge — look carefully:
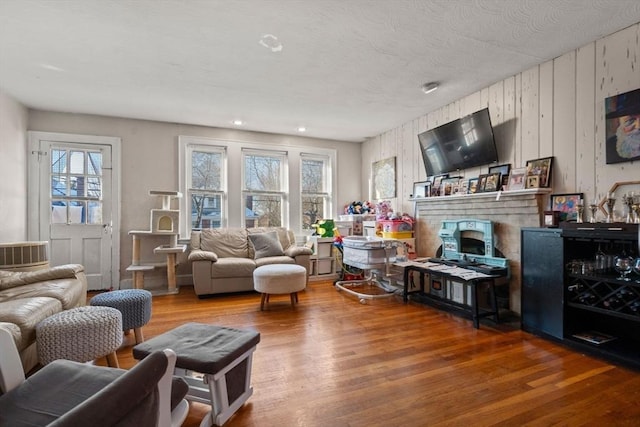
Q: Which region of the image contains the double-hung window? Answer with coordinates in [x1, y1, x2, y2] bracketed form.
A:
[242, 149, 287, 227]
[300, 153, 332, 230]
[185, 144, 226, 230]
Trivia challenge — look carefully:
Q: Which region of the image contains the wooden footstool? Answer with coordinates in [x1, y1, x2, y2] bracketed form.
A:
[133, 322, 260, 427]
[253, 264, 307, 310]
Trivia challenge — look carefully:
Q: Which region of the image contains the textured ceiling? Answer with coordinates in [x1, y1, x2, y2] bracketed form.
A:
[1, 0, 639, 142]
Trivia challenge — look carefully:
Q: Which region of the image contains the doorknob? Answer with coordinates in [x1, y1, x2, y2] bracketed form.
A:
[103, 223, 112, 234]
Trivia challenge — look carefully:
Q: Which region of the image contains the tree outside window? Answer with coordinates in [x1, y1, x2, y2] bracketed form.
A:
[301, 154, 330, 230]
[190, 149, 224, 229]
[243, 151, 286, 227]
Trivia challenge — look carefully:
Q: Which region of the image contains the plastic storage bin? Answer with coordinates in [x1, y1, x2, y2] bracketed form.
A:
[378, 219, 413, 233]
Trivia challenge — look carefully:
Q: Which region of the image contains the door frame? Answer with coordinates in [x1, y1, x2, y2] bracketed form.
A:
[27, 131, 122, 288]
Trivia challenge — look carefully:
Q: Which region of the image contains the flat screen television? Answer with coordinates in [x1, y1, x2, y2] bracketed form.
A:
[418, 108, 499, 176]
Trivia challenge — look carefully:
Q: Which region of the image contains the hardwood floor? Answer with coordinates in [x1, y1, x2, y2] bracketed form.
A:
[92, 281, 640, 427]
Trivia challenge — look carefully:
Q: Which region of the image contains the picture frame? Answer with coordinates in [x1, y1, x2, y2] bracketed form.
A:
[506, 167, 527, 191]
[489, 163, 511, 190]
[477, 174, 488, 192]
[459, 179, 470, 195]
[543, 210, 561, 228]
[412, 180, 430, 198]
[550, 193, 584, 222]
[525, 156, 553, 188]
[432, 173, 449, 196]
[483, 172, 501, 192]
[441, 176, 462, 196]
[605, 88, 640, 165]
[468, 177, 479, 194]
[372, 157, 396, 199]
[526, 175, 540, 189]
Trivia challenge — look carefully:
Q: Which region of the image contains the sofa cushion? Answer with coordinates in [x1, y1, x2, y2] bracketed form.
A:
[210, 258, 256, 278]
[0, 279, 86, 310]
[247, 227, 291, 255]
[0, 264, 83, 291]
[248, 231, 284, 259]
[200, 228, 249, 258]
[0, 297, 62, 351]
[254, 256, 295, 267]
[187, 250, 218, 263]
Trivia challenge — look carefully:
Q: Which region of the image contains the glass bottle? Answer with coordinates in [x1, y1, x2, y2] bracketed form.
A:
[595, 244, 606, 274]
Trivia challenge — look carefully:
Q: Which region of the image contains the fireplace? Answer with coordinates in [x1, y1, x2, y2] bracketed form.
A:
[413, 189, 550, 314]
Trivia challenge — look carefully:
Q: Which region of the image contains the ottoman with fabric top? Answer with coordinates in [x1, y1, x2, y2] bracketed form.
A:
[36, 306, 122, 367]
[90, 289, 152, 344]
[253, 264, 307, 310]
[133, 322, 260, 427]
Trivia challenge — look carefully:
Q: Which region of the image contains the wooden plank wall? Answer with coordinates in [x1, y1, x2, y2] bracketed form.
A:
[362, 23, 639, 219]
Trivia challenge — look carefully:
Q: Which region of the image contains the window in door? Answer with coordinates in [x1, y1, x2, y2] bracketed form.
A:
[50, 149, 103, 225]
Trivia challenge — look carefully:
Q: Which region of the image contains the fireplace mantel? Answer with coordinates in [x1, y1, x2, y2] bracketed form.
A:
[411, 188, 552, 314]
[410, 188, 552, 205]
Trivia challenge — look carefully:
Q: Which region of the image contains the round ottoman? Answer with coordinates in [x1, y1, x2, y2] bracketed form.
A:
[36, 306, 123, 367]
[253, 264, 307, 310]
[90, 289, 152, 344]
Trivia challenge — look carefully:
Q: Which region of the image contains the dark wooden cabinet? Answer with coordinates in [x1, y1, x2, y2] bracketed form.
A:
[521, 228, 564, 339]
[521, 225, 639, 370]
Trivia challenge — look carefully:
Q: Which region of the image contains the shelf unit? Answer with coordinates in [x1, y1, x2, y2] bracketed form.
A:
[307, 236, 339, 281]
[521, 224, 639, 370]
[126, 191, 185, 295]
[127, 231, 186, 294]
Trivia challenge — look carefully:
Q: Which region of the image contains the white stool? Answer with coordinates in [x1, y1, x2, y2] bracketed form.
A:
[253, 264, 307, 310]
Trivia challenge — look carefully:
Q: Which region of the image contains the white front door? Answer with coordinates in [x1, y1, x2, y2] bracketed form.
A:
[28, 132, 121, 291]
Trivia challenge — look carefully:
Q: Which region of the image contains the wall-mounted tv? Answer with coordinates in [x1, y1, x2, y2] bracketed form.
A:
[418, 108, 499, 176]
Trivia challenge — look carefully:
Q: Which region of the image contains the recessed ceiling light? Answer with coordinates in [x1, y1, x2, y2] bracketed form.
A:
[297, 126, 306, 132]
[421, 82, 439, 94]
[232, 119, 243, 126]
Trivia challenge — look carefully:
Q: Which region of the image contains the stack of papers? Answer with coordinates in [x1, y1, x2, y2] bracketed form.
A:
[392, 260, 494, 280]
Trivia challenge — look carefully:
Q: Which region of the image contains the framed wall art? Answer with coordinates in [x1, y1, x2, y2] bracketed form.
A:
[468, 177, 479, 194]
[525, 156, 553, 188]
[506, 167, 526, 191]
[526, 175, 540, 189]
[605, 87, 640, 164]
[441, 176, 462, 196]
[477, 174, 489, 193]
[489, 163, 511, 190]
[412, 180, 430, 198]
[432, 173, 449, 196]
[372, 157, 396, 199]
[483, 172, 501, 192]
[550, 193, 584, 221]
[459, 179, 470, 195]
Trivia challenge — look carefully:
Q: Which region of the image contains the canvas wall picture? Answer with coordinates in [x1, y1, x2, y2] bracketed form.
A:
[605, 88, 640, 164]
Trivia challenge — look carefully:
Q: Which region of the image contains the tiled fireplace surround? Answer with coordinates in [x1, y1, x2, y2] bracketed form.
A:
[413, 189, 550, 315]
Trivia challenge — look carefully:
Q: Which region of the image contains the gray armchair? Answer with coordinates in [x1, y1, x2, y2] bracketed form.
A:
[0, 328, 189, 427]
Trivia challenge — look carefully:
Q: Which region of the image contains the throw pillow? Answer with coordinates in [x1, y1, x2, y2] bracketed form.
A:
[248, 231, 284, 259]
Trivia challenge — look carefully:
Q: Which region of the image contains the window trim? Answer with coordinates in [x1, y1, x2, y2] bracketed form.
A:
[179, 135, 337, 239]
[241, 148, 288, 228]
[300, 152, 332, 231]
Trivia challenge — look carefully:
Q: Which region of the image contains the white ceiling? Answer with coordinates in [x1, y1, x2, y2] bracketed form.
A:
[1, 1, 639, 143]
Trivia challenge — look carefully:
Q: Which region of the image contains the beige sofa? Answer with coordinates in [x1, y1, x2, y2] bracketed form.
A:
[188, 227, 313, 296]
[0, 264, 87, 373]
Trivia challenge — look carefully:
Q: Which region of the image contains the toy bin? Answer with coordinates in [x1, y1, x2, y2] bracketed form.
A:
[378, 219, 413, 233]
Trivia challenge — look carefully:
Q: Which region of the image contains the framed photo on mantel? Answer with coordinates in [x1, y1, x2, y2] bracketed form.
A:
[525, 156, 553, 188]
